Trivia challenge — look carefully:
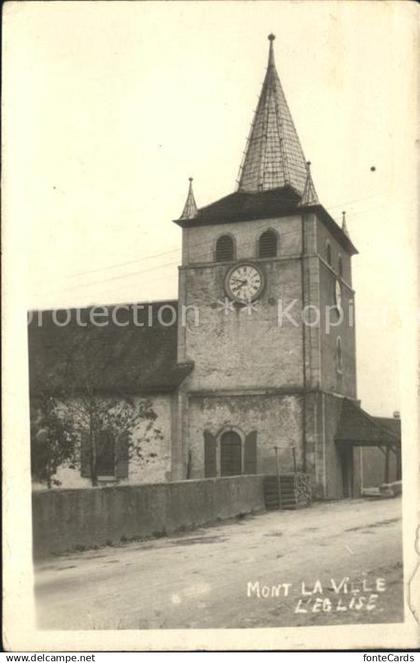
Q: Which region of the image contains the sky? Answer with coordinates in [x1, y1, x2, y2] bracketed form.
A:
[4, 1, 417, 415]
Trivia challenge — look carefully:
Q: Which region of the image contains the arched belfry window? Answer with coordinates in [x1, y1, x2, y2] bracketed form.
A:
[258, 230, 278, 258]
[326, 241, 332, 266]
[338, 255, 343, 278]
[215, 235, 235, 262]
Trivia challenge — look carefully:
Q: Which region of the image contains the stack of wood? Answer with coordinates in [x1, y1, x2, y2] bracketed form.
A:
[263, 473, 312, 510]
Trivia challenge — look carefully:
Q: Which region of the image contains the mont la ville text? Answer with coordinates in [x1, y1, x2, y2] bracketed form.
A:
[247, 576, 387, 613]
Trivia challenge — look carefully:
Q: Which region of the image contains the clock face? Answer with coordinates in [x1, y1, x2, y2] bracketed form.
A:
[225, 263, 265, 303]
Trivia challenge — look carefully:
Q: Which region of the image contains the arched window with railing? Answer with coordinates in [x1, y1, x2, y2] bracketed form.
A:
[258, 229, 278, 258]
[215, 234, 235, 262]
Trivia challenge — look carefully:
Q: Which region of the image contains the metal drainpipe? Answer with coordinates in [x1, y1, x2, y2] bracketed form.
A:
[300, 213, 307, 473]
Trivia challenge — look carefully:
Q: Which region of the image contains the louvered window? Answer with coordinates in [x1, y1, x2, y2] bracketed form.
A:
[215, 235, 234, 262]
[258, 230, 277, 258]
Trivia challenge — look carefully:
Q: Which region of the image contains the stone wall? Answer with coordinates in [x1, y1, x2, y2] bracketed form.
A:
[179, 259, 304, 391]
[318, 261, 357, 398]
[178, 214, 305, 392]
[315, 215, 357, 400]
[186, 393, 303, 478]
[32, 475, 265, 558]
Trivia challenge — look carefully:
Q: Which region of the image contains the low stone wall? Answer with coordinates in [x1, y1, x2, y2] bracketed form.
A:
[32, 476, 265, 558]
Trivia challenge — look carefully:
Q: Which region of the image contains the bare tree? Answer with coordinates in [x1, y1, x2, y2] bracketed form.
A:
[30, 394, 78, 488]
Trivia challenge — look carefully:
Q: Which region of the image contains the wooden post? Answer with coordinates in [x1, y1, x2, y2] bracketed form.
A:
[292, 446, 297, 474]
[384, 446, 390, 484]
[396, 446, 402, 481]
[274, 446, 282, 510]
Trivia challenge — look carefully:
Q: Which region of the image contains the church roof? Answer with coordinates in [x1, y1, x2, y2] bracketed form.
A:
[179, 185, 300, 223]
[28, 301, 193, 396]
[335, 398, 401, 447]
[236, 34, 307, 195]
[372, 416, 401, 439]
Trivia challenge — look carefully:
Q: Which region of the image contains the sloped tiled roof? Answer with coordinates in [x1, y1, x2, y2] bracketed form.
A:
[237, 35, 307, 194]
[335, 399, 401, 447]
[182, 185, 301, 223]
[28, 301, 193, 396]
[372, 416, 401, 439]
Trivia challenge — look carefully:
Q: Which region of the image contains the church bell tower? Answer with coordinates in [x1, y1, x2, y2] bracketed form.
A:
[173, 35, 358, 498]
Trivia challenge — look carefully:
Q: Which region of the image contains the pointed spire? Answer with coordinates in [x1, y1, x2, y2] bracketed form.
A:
[179, 178, 198, 219]
[237, 34, 307, 195]
[341, 211, 349, 236]
[300, 161, 319, 205]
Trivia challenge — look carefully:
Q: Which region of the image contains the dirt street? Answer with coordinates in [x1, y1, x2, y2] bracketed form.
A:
[35, 497, 403, 630]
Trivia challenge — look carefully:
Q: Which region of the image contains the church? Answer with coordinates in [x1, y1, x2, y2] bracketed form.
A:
[28, 35, 401, 498]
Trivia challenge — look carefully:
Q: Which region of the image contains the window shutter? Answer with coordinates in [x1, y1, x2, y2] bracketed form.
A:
[244, 430, 257, 474]
[259, 231, 277, 258]
[97, 429, 116, 476]
[116, 431, 129, 480]
[215, 235, 234, 262]
[204, 431, 217, 477]
[80, 431, 92, 478]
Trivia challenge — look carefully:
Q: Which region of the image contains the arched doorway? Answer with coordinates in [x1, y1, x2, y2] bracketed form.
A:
[220, 430, 242, 476]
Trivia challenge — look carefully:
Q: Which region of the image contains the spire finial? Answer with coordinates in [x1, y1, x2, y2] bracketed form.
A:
[341, 210, 349, 236]
[179, 177, 198, 220]
[267, 33, 276, 67]
[300, 160, 318, 206]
